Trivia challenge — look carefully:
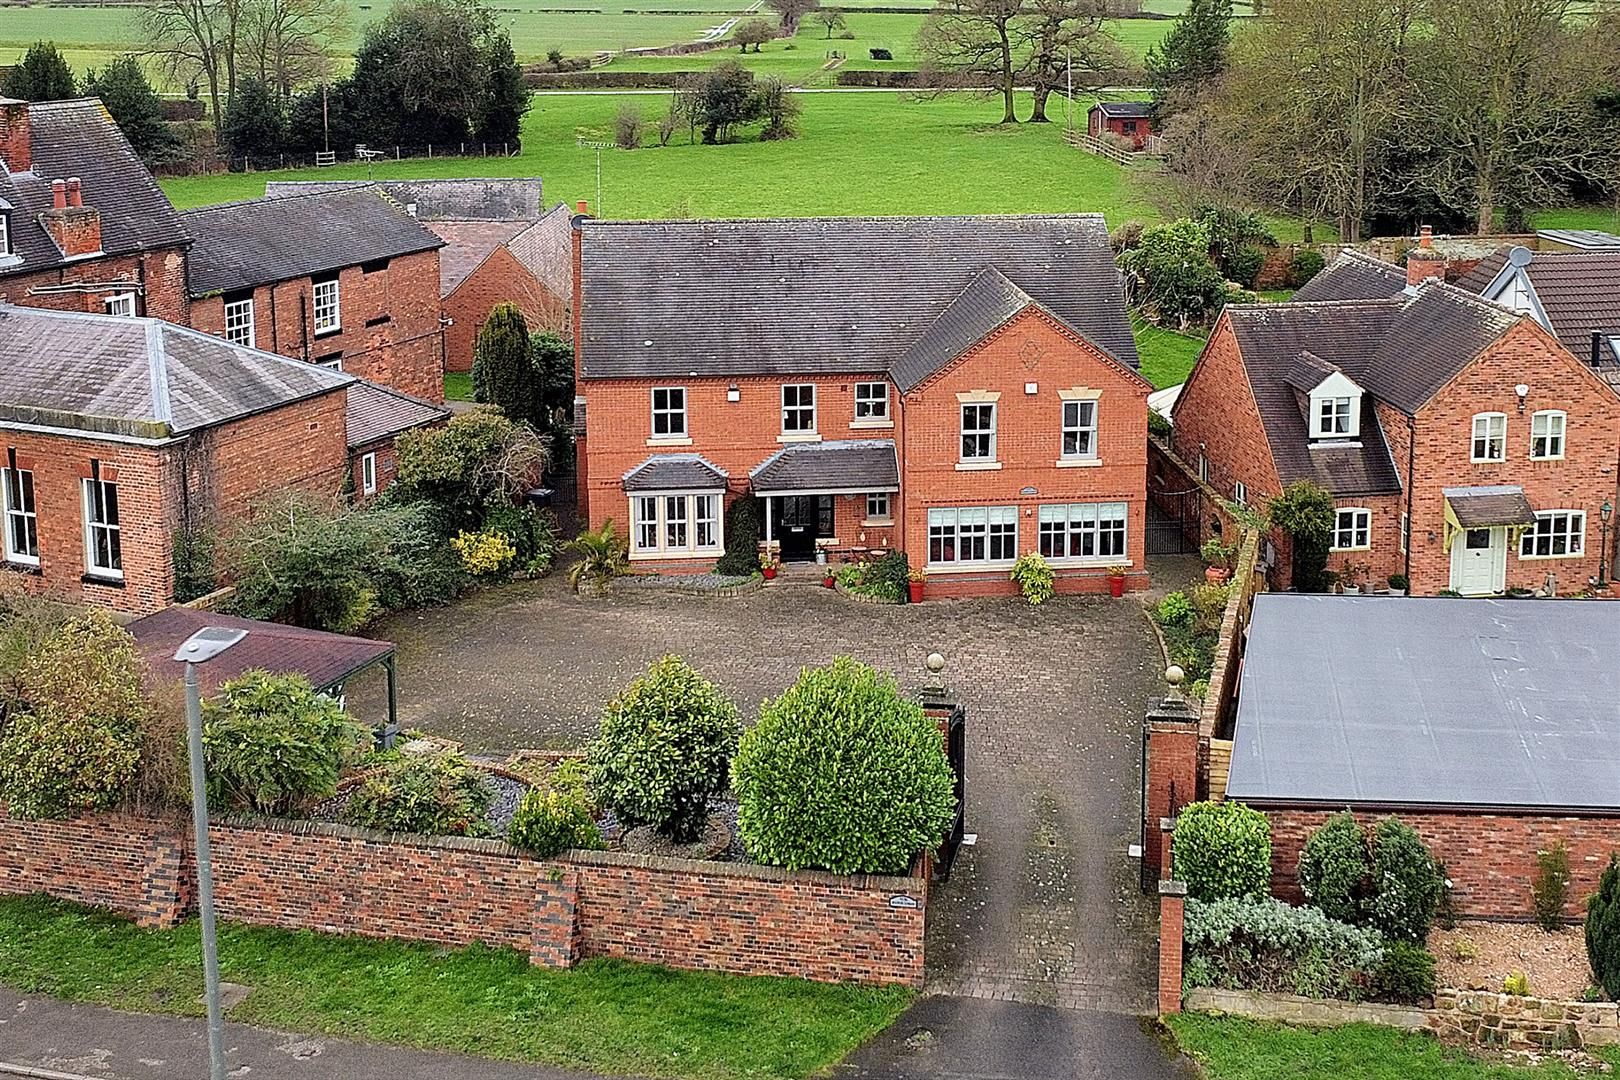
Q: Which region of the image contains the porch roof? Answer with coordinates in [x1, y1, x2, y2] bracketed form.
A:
[129, 607, 393, 696]
[1444, 485, 1537, 528]
[750, 439, 899, 495]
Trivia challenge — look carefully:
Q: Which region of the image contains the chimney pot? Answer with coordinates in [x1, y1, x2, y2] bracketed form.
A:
[50, 178, 66, 210]
[66, 177, 82, 208]
[1419, 224, 1434, 248]
[576, 200, 589, 215]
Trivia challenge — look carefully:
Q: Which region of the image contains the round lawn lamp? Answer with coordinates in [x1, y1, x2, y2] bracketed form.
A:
[174, 626, 248, 1080]
[1601, 501, 1614, 587]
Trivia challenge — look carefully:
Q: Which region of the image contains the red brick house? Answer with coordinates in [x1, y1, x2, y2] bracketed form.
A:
[345, 381, 450, 499]
[182, 187, 447, 403]
[0, 97, 190, 322]
[1087, 102, 1154, 149]
[575, 213, 1152, 597]
[0, 304, 357, 614]
[1172, 280, 1620, 596]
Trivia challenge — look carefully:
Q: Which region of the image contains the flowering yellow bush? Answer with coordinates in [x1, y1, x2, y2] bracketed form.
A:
[452, 529, 517, 577]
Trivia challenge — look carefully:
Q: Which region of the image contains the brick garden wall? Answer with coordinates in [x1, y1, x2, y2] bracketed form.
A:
[0, 811, 189, 927]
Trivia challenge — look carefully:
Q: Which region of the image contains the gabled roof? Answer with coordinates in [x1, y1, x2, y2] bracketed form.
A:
[749, 439, 899, 494]
[623, 453, 729, 492]
[578, 214, 1137, 384]
[1457, 247, 1620, 361]
[891, 267, 1037, 392]
[345, 380, 449, 448]
[181, 186, 444, 295]
[1291, 250, 1407, 303]
[507, 203, 575, 301]
[1443, 485, 1536, 528]
[0, 305, 352, 440]
[0, 98, 189, 279]
[1357, 283, 1520, 414]
[427, 219, 530, 296]
[264, 178, 543, 221]
[1090, 101, 1152, 119]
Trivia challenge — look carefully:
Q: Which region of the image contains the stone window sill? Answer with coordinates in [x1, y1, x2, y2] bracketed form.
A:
[646, 436, 693, 447]
[778, 433, 822, 444]
[1055, 458, 1102, 468]
[850, 419, 894, 430]
[955, 460, 1002, 472]
[81, 573, 126, 588]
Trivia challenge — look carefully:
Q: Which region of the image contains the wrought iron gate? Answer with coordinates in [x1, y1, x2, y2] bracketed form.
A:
[1147, 486, 1204, 556]
[936, 703, 967, 881]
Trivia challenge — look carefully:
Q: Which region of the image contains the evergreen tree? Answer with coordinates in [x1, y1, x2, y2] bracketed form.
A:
[221, 75, 288, 159]
[1145, 0, 1232, 116]
[531, 331, 575, 431]
[474, 33, 529, 144]
[83, 57, 178, 164]
[1, 41, 78, 102]
[472, 304, 540, 426]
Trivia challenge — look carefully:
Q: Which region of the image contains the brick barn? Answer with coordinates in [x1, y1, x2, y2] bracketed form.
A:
[1087, 102, 1154, 149]
[345, 381, 450, 500]
[574, 212, 1153, 598]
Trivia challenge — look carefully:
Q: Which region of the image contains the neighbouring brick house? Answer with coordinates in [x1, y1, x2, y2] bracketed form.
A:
[1456, 243, 1620, 370]
[1087, 102, 1154, 149]
[0, 304, 357, 614]
[1172, 278, 1620, 596]
[345, 380, 450, 499]
[265, 180, 574, 374]
[0, 97, 190, 322]
[575, 213, 1153, 597]
[182, 187, 447, 403]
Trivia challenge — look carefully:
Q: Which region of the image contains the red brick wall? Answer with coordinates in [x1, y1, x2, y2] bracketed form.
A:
[1172, 316, 1284, 516]
[350, 439, 405, 499]
[1267, 807, 1620, 921]
[188, 249, 446, 403]
[0, 811, 188, 928]
[0, 248, 190, 323]
[443, 246, 568, 374]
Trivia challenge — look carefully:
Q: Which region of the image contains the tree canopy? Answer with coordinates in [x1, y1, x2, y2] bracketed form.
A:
[83, 57, 179, 165]
[1, 42, 78, 102]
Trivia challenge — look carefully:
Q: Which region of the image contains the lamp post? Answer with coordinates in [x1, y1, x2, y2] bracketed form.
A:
[174, 627, 248, 1080]
[1600, 501, 1614, 587]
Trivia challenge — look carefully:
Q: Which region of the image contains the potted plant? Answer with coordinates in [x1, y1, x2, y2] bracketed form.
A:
[907, 567, 926, 604]
[1387, 573, 1408, 597]
[1338, 558, 1367, 595]
[1106, 564, 1128, 598]
[822, 566, 836, 588]
[760, 553, 778, 581]
[1201, 537, 1235, 584]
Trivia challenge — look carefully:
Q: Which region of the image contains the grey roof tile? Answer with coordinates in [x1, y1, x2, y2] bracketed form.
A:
[622, 453, 729, 491]
[345, 380, 449, 448]
[891, 267, 1034, 392]
[181, 187, 443, 295]
[749, 439, 898, 494]
[131, 607, 391, 695]
[507, 203, 575, 301]
[264, 178, 543, 221]
[1457, 248, 1620, 361]
[1291, 250, 1407, 303]
[1443, 485, 1537, 528]
[427, 219, 530, 296]
[1359, 283, 1520, 413]
[1092, 101, 1152, 118]
[578, 215, 1137, 382]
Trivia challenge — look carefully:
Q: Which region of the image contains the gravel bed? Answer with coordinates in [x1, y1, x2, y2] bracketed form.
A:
[1431, 923, 1597, 1000]
[618, 573, 756, 593]
[310, 771, 531, 839]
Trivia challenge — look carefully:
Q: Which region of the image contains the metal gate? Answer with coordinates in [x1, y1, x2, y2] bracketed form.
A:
[935, 703, 967, 881]
[1147, 486, 1204, 555]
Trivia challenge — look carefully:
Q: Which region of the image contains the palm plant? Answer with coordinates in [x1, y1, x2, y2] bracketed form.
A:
[565, 519, 630, 591]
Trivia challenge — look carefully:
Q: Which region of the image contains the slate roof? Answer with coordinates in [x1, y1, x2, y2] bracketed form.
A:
[0, 98, 189, 279]
[1444, 485, 1537, 528]
[0, 304, 353, 440]
[181, 187, 444, 295]
[1291, 250, 1407, 303]
[264, 178, 543, 221]
[1226, 594, 1620, 812]
[891, 268, 1037, 391]
[622, 454, 729, 492]
[1091, 101, 1152, 119]
[1456, 247, 1620, 361]
[507, 203, 575, 300]
[345, 380, 449, 449]
[427, 219, 530, 296]
[1357, 283, 1520, 414]
[130, 607, 392, 696]
[578, 215, 1137, 384]
[749, 439, 899, 494]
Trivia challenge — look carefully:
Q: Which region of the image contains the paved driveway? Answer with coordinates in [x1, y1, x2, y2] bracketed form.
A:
[354, 575, 1165, 1014]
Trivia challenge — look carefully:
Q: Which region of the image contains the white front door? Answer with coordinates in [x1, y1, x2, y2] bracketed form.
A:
[1450, 526, 1506, 595]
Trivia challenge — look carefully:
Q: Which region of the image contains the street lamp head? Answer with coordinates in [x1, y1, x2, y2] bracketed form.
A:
[173, 627, 248, 664]
[1604, 501, 1614, 522]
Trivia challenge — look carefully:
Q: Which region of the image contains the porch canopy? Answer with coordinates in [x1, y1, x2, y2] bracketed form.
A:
[750, 439, 899, 496]
[1442, 484, 1537, 550]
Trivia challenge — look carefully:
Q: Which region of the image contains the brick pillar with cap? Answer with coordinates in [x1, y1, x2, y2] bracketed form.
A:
[1158, 879, 1188, 1015]
[1144, 668, 1200, 881]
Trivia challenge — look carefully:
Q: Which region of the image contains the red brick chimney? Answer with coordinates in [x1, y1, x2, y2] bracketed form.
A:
[571, 199, 591, 526]
[0, 97, 30, 173]
[42, 176, 102, 258]
[1407, 224, 1447, 288]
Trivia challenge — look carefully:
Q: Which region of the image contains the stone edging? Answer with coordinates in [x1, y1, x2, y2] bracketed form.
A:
[833, 579, 902, 605]
[618, 574, 763, 599]
[1183, 986, 1429, 1030]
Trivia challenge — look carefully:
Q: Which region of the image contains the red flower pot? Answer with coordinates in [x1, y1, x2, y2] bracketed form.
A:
[823, 574, 835, 588]
[908, 581, 925, 603]
[762, 566, 777, 580]
[1108, 574, 1126, 598]
[1205, 566, 1231, 584]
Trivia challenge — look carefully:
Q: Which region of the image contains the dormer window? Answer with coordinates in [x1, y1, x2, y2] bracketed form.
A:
[1308, 371, 1362, 441]
[1317, 396, 1352, 436]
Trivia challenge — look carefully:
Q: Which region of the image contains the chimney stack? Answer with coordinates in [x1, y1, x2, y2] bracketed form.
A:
[0, 98, 29, 174]
[1406, 225, 1447, 288]
[42, 178, 101, 259]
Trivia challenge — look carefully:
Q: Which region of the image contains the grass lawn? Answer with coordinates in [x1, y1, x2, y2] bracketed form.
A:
[1531, 205, 1620, 235]
[445, 372, 475, 401]
[1134, 316, 1206, 389]
[1167, 1015, 1620, 1080]
[0, 895, 911, 1080]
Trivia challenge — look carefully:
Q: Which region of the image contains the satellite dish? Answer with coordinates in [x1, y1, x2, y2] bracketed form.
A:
[1508, 245, 1534, 268]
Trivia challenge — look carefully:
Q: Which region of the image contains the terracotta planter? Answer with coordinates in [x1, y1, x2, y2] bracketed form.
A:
[908, 580, 925, 603]
[823, 574, 835, 588]
[1108, 574, 1126, 598]
[762, 566, 777, 581]
[1205, 566, 1231, 584]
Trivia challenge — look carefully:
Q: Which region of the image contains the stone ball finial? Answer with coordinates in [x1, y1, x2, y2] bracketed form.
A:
[926, 652, 947, 675]
[1165, 665, 1185, 687]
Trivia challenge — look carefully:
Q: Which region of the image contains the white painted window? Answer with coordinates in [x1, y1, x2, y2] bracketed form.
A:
[1061, 400, 1098, 460]
[866, 493, 892, 522]
[928, 506, 1017, 565]
[1530, 410, 1566, 460]
[651, 387, 687, 438]
[782, 384, 816, 433]
[0, 214, 9, 256]
[2, 467, 37, 565]
[316, 353, 343, 371]
[1037, 502, 1128, 560]
[1520, 510, 1585, 558]
[361, 452, 377, 496]
[1499, 275, 1536, 315]
[82, 477, 122, 579]
[854, 382, 889, 421]
[224, 295, 256, 348]
[960, 402, 996, 461]
[103, 292, 136, 317]
[631, 492, 723, 556]
[312, 276, 341, 334]
[1233, 481, 1248, 507]
[1471, 413, 1507, 462]
[1317, 397, 1353, 436]
[1332, 508, 1371, 551]
[1399, 511, 1409, 555]
[1197, 453, 1209, 483]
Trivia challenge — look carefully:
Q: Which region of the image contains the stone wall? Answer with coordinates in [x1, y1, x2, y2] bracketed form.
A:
[1183, 986, 1430, 1030]
[1431, 989, 1620, 1051]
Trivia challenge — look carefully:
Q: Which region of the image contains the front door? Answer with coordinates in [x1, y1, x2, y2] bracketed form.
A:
[776, 495, 818, 561]
[1450, 526, 1506, 595]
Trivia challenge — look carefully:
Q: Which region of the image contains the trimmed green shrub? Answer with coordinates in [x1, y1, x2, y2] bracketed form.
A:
[1173, 801, 1272, 902]
[1182, 896, 1385, 1001]
[0, 711, 141, 820]
[733, 656, 955, 874]
[587, 655, 740, 842]
[341, 752, 495, 837]
[1369, 941, 1438, 1004]
[1288, 249, 1327, 288]
[507, 786, 605, 856]
[1587, 857, 1620, 999]
[1155, 591, 1193, 627]
[1369, 817, 1442, 942]
[1534, 840, 1571, 932]
[1226, 245, 1266, 290]
[201, 671, 371, 815]
[715, 497, 761, 576]
[1010, 552, 1055, 605]
[472, 302, 540, 425]
[1298, 811, 1370, 925]
[484, 504, 558, 575]
[867, 550, 911, 603]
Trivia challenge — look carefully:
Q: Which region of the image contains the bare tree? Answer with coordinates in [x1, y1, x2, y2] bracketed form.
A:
[766, 0, 820, 33]
[1019, 0, 1118, 123]
[137, 0, 246, 129]
[238, 0, 349, 98]
[918, 0, 1026, 124]
[813, 8, 847, 37]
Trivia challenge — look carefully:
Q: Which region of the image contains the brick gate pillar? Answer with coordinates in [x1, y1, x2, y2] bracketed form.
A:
[1158, 879, 1188, 1015]
[1144, 671, 1200, 882]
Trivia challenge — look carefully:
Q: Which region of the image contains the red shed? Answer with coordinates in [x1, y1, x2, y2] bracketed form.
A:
[1087, 101, 1154, 149]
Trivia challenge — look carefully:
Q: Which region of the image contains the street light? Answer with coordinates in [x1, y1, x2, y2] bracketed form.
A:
[1600, 501, 1614, 587]
[174, 627, 248, 1080]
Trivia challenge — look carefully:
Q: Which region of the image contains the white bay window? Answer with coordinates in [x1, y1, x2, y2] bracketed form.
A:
[1037, 502, 1127, 561]
[631, 492, 723, 557]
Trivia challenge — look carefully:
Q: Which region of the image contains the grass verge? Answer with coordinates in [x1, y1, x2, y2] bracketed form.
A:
[444, 372, 474, 401]
[0, 895, 911, 1080]
[1133, 316, 1207, 390]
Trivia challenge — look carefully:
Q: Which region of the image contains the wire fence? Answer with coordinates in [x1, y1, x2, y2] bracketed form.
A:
[156, 141, 523, 177]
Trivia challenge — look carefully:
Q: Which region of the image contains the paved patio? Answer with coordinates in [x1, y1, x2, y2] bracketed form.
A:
[354, 574, 1169, 1014]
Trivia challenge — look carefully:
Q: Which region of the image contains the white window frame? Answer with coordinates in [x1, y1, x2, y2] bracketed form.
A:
[1530, 410, 1566, 461]
[81, 476, 122, 580]
[1471, 412, 1507, 462]
[1233, 481, 1248, 507]
[1036, 502, 1129, 562]
[361, 452, 377, 496]
[312, 276, 341, 335]
[2, 466, 37, 566]
[927, 505, 1018, 567]
[630, 491, 724, 557]
[1197, 453, 1209, 484]
[854, 382, 890, 423]
[651, 386, 688, 439]
[1331, 508, 1372, 551]
[1315, 396, 1353, 438]
[103, 292, 136, 318]
[0, 213, 10, 257]
[960, 402, 997, 462]
[1061, 400, 1098, 461]
[781, 384, 816, 434]
[1399, 511, 1409, 555]
[865, 492, 893, 524]
[1519, 510, 1585, 559]
[223, 295, 256, 348]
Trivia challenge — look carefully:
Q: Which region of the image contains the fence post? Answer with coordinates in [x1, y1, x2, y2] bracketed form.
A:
[1143, 671, 1199, 885]
[1158, 879, 1188, 1015]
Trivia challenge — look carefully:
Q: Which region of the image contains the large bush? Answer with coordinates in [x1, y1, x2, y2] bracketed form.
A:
[0, 711, 141, 820]
[341, 752, 495, 837]
[732, 657, 955, 874]
[1288, 249, 1327, 288]
[1182, 896, 1385, 1001]
[1298, 811, 1371, 925]
[1118, 219, 1227, 330]
[715, 497, 761, 576]
[393, 410, 549, 531]
[1173, 800, 1272, 902]
[1368, 817, 1442, 942]
[201, 672, 371, 815]
[1268, 480, 1336, 593]
[1587, 857, 1620, 999]
[508, 787, 605, 857]
[587, 656, 740, 842]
